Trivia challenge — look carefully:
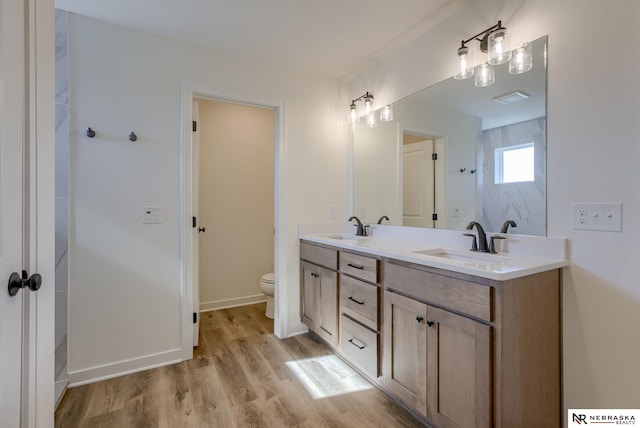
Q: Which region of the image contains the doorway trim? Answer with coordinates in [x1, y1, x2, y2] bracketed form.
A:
[179, 82, 286, 359]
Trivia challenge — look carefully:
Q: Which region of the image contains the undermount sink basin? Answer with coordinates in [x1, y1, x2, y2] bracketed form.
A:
[412, 248, 512, 263]
[323, 234, 363, 241]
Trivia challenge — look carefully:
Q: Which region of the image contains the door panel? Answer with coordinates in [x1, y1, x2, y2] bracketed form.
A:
[403, 141, 435, 228]
[0, 0, 26, 423]
[1, 0, 55, 425]
[317, 266, 338, 346]
[427, 306, 491, 428]
[383, 290, 427, 417]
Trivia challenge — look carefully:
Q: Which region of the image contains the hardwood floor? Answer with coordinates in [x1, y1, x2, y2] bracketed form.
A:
[55, 303, 424, 427]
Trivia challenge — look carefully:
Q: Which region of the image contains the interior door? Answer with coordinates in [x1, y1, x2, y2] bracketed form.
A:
[192, 100, 200, 346]
[1, 0, 55, 425]
[0, 0, 28, 423]
[403, 140, 435, 227]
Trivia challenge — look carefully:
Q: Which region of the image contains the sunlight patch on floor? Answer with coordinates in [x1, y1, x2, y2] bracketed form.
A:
[285, 355, 373, 399]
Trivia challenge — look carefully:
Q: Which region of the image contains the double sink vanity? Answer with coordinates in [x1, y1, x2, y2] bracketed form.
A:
[299, 223, 567, 428]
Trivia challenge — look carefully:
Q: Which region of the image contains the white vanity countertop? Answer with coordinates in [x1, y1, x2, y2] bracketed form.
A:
[299, 224, 568, 281]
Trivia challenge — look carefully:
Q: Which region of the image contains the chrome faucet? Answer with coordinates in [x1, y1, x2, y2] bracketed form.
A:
[500, 220, 517, 233]
[348, 216, 368, 236]
[377, 215, 390, 224]
[466, 221, 489, 252]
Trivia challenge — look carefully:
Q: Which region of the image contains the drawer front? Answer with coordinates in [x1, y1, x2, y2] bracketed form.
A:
[340, 275, 378, 331]
[340, 315, 379, 379]
[340, 251, 379, 283]
[300, 241, 338, 270]
[384, 262, 492, 322]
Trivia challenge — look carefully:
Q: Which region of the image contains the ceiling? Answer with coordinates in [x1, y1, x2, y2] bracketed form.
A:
[54, 0, 464, 80]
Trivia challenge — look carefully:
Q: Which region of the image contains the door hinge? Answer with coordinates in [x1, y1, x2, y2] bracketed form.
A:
[432, 213, 438, 221]
[192, 121, 197, 132]
[432, 153, 438, 161]
[192, 216, 196, 228]
[193, 312, 198, 324]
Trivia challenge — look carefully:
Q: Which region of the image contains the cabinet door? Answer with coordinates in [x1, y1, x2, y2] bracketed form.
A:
[427, 306, 491, 428]
[316, 266, 339, 346]
[300, 262, 318, 329]
[383, 291, 428, 417]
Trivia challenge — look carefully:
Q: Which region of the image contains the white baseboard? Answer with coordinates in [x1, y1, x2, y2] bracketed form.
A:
[68, 348, 182, 387]
[200, 294, 267, 312]
[286, 322, 310, 338]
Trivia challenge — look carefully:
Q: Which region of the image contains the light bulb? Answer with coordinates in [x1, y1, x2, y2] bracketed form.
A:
[380, 105, 393, 122]
[349, 103, 359, 123]
[454, 45, 474, 80]
[509, 42, 533, 74]
[475, 63, 495, 87]
[488, 28, 511, 65]
[363, 93, 374, 115]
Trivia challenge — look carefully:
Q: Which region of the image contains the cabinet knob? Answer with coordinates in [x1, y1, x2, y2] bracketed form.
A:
[426, 320, 434, 327]
[416, 316, 425, 324]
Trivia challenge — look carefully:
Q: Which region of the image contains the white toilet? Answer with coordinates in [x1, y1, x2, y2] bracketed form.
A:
[260, 273, 275, 319]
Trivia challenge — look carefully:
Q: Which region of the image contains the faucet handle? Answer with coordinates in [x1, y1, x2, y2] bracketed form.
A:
[463, 233, 478, 251]
[363, 225, 370, 237]
[489, 235, 506, 254]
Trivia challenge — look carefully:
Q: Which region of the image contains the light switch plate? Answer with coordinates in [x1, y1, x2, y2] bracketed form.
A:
[572, 203, 622, 231]
[142, 206, 162, 224]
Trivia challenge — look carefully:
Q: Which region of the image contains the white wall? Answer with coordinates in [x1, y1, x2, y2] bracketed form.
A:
[67, 15, 347, 383]
[349, 0, 640, 417]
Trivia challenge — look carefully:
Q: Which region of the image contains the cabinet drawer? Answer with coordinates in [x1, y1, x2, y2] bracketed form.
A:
[384, 262, 492, 322]
[340, 252, 379, 283]
[340, 315, 379, 378]
[340, 275, 378, 331]
[300, 241, 338, 270]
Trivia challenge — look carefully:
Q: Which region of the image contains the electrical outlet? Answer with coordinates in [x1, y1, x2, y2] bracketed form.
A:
[572, 203, 622, 231]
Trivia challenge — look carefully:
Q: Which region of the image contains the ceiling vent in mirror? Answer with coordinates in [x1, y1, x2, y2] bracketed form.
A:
[492, 90, 530, 104]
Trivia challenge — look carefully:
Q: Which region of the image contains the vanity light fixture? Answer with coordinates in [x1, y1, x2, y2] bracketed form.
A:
[349, 91, 378, 127]
[454, 20, 530, 87]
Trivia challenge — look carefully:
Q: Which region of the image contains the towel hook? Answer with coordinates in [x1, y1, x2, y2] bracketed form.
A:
[86, 127, 96, 138]
[129, 132, 137, 142]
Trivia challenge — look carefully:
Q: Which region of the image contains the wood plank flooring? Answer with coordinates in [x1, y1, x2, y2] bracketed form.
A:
[55, 303, 424, 427]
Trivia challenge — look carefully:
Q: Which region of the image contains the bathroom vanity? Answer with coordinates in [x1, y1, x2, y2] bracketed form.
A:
[299, 225, 567, 428]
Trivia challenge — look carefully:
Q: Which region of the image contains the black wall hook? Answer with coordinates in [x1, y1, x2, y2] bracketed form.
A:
[459, 168, 466, 173]
[129, 132, 137, 142]
[86, 127, 96, 138]
[470, 169, 477, 174]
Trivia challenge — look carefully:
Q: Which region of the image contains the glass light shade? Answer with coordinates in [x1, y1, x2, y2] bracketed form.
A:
[488, 28, 511, 65]
[509, 42, 533, 74]
[454, 46, 474, 80]
[363, 95, 374, 115]
[379, 105, 393, 122]
[349, 104, 359, 123]
[475, 63, 495, 87]
[366, 112, 377, 128]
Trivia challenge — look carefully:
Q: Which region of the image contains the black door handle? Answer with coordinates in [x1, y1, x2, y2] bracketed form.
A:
[198, 227, 206, 233]
[8, 270, 42, 297]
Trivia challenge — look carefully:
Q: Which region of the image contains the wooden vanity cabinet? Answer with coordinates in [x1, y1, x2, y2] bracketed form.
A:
[300, 242, 339, 346]
[383, 259, 561, 428]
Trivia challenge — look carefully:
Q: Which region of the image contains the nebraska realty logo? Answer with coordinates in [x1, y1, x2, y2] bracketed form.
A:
[569, 409, 639, 425]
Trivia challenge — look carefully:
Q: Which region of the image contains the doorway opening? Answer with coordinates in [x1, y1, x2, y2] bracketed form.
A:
[194, 98, 275, 330]
[180, 83, 285, 359]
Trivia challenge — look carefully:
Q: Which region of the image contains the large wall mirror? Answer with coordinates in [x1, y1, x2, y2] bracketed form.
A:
[352, 36, 547, 236]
